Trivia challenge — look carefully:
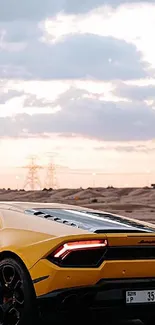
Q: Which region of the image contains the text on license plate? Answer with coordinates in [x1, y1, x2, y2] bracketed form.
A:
[126, 290, 155, 304]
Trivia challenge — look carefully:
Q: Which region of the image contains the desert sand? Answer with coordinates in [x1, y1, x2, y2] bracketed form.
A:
[0, 186, 155, 224]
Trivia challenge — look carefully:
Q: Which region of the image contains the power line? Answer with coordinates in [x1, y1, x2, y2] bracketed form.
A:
[23, 155, 42, 190]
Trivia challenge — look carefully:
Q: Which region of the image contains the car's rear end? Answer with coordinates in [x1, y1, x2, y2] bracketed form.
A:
[24, 207, 155, 323]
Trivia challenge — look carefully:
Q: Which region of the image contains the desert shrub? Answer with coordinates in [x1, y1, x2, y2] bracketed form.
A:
[91, 198, 98, 203]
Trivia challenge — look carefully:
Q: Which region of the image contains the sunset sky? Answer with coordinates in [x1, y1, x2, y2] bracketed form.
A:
[1, 0, 155, 189]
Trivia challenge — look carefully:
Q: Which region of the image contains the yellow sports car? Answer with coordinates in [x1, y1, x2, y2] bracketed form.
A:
[0, 201, 155, 325]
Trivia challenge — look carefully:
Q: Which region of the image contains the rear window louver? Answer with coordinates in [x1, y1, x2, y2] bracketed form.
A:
[24, 209, 154, 233]
[25, 209, 79, 228]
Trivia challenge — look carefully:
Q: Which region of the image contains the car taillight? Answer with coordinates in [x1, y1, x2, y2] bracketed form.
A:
[48, 239, 108, 268]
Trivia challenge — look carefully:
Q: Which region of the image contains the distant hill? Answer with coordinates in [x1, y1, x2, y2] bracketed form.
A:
[0, 187, 155, 223]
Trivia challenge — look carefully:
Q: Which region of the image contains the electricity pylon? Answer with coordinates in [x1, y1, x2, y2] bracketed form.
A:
[23, 156, 42, 190]
[45, 162, 58, 189]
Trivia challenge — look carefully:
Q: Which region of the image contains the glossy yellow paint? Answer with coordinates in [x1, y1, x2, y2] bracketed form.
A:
[30, 231, 155, 297]
[31, 258, 155, 297]
[1, 202, 155, 300]
[0, 208, 91, 268]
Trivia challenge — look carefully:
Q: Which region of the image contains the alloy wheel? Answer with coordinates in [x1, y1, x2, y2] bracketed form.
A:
[0, 264, 24, 325]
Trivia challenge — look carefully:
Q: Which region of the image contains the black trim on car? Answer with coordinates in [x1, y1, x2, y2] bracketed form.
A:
[37, 278, 155, 322]
[33, 275, 49, 284]
[48, 245, 155, 268]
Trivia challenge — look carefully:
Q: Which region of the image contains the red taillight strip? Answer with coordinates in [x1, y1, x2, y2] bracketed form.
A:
[53, 239, 108, 259]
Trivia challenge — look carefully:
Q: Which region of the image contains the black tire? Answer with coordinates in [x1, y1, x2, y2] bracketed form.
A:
[0, 257, 39, 325]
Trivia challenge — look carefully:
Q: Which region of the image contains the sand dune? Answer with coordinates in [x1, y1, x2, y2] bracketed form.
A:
[0, 187, 155, 224]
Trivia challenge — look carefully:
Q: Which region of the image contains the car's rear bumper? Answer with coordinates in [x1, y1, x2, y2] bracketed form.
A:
[37, 277, 155, 322]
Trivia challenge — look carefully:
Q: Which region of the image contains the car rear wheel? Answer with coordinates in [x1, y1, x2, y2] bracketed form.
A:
[0, 257, 39, 325]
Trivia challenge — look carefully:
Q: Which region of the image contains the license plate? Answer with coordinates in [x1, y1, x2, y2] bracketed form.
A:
[126, 290, 155, 304]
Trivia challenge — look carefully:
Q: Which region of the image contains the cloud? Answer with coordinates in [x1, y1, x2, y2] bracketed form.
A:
[0, 90, 24, 104]
[23, 94, 53, 108]
[0, 0, 154, 21]
[113, 83, 155, 101]
[94, 144, 155, 153]
[0, 33, 150, 80]
[0, 0, 62, 22]
[62, 0, 155, 14]
[0, 21, 40, 43]
[114, 145, 149, 152]
[22, 87, 90, 108]
[1, 86, 155, 141]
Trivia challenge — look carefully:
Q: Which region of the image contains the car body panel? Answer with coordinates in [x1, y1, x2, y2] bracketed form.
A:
[1, 200, 155, 312]
[31, 258, 155, 297]
[0, 205, 91, 268]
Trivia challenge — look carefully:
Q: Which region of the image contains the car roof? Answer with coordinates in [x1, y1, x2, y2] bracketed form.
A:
[0, 201, 154, 233]
[0, 201, 97, 212]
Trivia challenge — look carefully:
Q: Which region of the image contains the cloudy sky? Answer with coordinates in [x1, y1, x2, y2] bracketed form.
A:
[1, 0, 155, 189]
